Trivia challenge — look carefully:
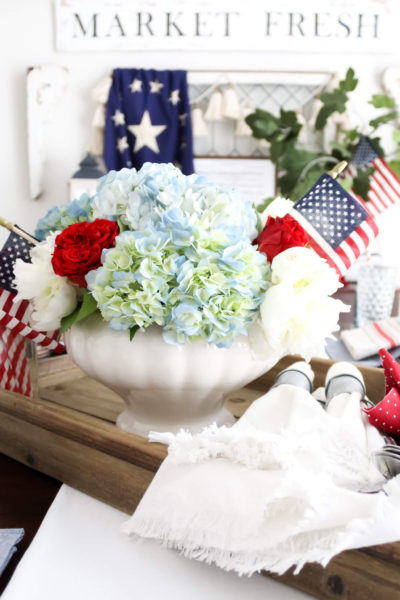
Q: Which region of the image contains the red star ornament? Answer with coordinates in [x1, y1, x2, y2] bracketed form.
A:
[363, 349, 400, 434]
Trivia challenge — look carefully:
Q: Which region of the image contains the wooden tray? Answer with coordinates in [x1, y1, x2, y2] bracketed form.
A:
[0, 354, 399, 600]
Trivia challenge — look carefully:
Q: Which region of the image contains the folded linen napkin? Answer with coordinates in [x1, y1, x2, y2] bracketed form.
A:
[122, 371, 400, 576]
[340, 316, 400, 361]
[0, 529, 24, 576]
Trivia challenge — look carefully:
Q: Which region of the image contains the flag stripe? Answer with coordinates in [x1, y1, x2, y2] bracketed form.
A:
[374, 157, 400, 196]
[372, 169, 398, 205]
[290, 208, 347, 275]
[370, 176, 391, 208]
[0, 290, 64, 354]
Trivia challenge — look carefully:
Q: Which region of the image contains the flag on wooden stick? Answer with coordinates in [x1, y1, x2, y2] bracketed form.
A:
[0, 227, 64, 397]
[350, 135, 400, 217]
[291, 170, 379, 278]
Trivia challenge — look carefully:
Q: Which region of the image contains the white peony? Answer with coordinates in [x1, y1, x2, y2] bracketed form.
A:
[258, 283, 348, 360]
[259, 196, 294, 227]
[271, 246, 341, 296]
[251, 247, 349, 360]
[13, 233, 78, 331]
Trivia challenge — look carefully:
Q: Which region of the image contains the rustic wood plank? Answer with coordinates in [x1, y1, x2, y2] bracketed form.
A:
[0, 411, 153, 515]
[38, 353, 83, 387]
[0, 389, 166, 472]
[40, 376, 124, 422]
[267, 547, 400, 600]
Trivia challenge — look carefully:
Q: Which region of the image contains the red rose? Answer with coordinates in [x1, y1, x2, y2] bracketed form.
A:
[52, 219, 119, 287]
[257, 214, 309, 262]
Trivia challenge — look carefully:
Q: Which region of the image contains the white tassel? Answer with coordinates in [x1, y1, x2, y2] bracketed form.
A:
[326, 72, 341, 92]
[308, 97, 324, 128]
[205, 88, 223, 121]
[332, 111, 360, 144]
[296, 111, 308, 145]
[235, 105, 253, 136]
[221, 85, 240, 120]
[191, 106, 208, 137]
[89, 75, 113, 156]
[258, 138, 271, 150]
[92, 76, 112, 103]
[92, 104, 105, 128]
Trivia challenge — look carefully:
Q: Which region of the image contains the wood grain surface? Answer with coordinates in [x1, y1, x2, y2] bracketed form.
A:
[0, 353, 397, 600]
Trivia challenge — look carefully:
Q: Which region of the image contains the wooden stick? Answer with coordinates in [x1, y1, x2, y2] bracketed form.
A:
[0, 217, 39, 245]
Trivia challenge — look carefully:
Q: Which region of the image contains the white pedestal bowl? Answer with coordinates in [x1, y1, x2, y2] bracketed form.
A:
[65, 313, 281, 437]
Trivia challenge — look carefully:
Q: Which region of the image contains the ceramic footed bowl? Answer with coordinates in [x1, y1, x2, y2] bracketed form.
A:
[65, 313, 281, 437]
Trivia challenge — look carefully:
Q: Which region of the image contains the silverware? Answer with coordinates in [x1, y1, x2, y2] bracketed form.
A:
[374, 449, 400, 479]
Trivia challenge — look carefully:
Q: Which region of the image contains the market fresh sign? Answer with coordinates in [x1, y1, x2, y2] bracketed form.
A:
[55, 0, 395, 53]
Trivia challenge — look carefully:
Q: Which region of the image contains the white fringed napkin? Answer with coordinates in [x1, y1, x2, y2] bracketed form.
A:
[340, 317, 400, 360]
[122, 384, 400, 576]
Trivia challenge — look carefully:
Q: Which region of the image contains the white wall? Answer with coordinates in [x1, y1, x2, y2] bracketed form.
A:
[1, 0, 400, 242]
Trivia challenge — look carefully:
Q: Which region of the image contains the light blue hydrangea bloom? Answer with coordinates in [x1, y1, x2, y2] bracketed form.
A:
[85, 162, 268, 346]
[94, 163, 258, 240]
[34, 193, 93, 241]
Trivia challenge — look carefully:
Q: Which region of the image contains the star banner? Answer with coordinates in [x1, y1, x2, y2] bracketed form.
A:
[104, 68, 194, 174]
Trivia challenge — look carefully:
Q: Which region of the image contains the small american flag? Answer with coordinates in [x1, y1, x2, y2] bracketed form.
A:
[0, 231, 64, 397]
[291, 174, 379, 277]
[350, 135, 400, 217]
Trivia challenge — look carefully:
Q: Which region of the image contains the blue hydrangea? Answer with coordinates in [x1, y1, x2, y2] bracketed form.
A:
[94, 163, 258, 241]
[34, 193, 93, 241]
[87, 223, 269, 347]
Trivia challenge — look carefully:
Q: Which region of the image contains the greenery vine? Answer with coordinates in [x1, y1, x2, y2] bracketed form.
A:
[245, 68, 400, 207]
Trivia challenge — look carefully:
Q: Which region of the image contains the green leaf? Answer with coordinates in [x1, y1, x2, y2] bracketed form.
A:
[369, 136, 385, 157]
[315, 69, 357, 131]
[388, 160, 400, 178]
[316, 105, 342, 130]
[255, 197, 276, 214]
[369, 94, 396, 109]
[269, 140, 286, 162]
[279, 109, 302, 137]
[245, 110, 279, 140]
[129, 325, 139, 341]
[338, 68, 358, 93]
[330, 141, 353, 160]
[352, 166, 375, 202]
[320, 89, 347, 107]
[369, 111, 398, 130]
[59, 291, 98, 336]
[290, 166, 327, 203]
[342, 128, 360, 142]
[393, 129, 400, 146]
[340, 177, 353, 191]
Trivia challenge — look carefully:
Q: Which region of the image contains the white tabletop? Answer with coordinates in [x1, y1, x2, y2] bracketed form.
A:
[3, 485, 311, 600]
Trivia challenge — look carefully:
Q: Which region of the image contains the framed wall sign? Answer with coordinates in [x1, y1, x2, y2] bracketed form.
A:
[194, 157, 275, 206]
[55, 0, 396, 54]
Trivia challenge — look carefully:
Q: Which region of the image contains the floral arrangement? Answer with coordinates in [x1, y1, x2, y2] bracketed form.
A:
[14, 163, 347, 358]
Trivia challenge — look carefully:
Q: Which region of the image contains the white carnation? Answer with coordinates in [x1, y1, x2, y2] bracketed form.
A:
[271, 246, 341, 295]
[259, 196, 293, 227]
[258, 283, 348, 360]
[13, 233, 78, 331]
[252, 247, 349, 360]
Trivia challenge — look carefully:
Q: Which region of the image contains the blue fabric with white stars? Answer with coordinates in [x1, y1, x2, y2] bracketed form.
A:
[294, 175, 368, 249]
[352, 135, 379, 168]
[104, 68, 194, 175]
[0, 232, 33, 294]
